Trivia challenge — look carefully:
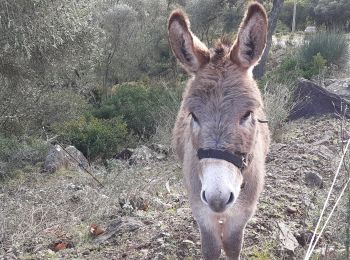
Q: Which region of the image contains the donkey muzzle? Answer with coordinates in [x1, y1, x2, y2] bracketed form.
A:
[199, 159, 243, 213]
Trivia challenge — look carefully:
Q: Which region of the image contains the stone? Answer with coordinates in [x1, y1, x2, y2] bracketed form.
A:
[149, 143, 169, 155]
[304, 171, 323, 188]
[114, 148, 133, 160]
[119, 194, 149, 211]
[65, 146, 89, 170]
[129, 145, 167, 164]
[277, 222, 299, 252]
[43, 145, 66, 173]
[286, 206, 297, 214]
[129, 145, 155, 164]
[43, 145, 89, 173]
[289, 78, 350, 120]
[93, 218, 143, 244]
[294, 231, 312, 247]
[304, 26, 316, 33]
[315, 145, 334, 160]
[67, 183, 83, 191]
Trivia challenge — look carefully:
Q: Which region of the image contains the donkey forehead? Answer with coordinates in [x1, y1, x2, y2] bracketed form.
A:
[185, 74, 261, 117]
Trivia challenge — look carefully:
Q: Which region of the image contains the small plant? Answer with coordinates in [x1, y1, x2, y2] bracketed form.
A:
[301, 52, 327, 80]
[247, 242, 275, 260]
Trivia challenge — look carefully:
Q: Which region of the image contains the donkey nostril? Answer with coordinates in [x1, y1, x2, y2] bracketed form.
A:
[227, 192, 234, 205]
[202, 191, 208, 203]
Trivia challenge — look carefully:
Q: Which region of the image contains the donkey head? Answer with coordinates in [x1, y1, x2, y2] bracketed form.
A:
[168, 3, 268, 213]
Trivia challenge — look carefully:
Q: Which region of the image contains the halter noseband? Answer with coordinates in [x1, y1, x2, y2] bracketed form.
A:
[197, 148, 247, 170]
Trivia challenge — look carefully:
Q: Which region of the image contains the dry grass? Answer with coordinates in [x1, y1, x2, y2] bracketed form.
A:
[149, 81, 183, 147]
[263, 81, 295, 139]
[1, 159, 183, 259]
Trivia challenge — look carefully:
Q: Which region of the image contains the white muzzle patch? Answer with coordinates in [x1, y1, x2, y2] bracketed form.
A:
[200, 158, 243, 213]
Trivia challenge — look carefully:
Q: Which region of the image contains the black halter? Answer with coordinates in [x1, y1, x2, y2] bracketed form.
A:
[197, 148, 247, 170]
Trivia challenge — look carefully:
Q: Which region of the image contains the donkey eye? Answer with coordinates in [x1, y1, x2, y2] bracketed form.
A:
[240, 111, 252, 124]
[189, 112, 199, 123]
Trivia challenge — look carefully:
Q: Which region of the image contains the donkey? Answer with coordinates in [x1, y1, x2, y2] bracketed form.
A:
[168, 2, 270, 259]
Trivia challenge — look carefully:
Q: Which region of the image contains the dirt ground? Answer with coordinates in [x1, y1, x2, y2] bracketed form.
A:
[1, 116, 350, 259]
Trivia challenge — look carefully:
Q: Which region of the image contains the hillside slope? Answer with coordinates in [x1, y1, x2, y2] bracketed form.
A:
[1, 116, 349, 259]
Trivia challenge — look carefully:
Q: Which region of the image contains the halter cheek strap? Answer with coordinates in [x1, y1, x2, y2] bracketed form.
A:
[197, 148, 247, 170]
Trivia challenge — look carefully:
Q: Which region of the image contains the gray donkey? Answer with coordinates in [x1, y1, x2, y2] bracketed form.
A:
[168, 2, 270, 259]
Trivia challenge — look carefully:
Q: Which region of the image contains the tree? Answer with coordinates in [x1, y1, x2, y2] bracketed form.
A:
[279, 0, 309, 31]
[253, 0, 285, 79]
[312, 0, 350, 30]
[292, 0, 297, 32]
[0, 0, 103, 134]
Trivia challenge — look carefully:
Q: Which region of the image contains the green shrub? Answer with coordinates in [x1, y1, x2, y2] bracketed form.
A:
[271, 53, 304, 83]
[0, 136, 21, 162]
[300, 52, 327, 79]
[300, 31, 348, 67]
[0, 136, 50, 181]
[56, 116, 129, 160]
[275, 20, 290, 34]
[274, 48, 328, 81]
[92, 82, 182, 138]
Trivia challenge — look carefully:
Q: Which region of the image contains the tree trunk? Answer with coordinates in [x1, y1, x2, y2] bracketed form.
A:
[292, 0, 296, 33]
[253, 0, 284, 79]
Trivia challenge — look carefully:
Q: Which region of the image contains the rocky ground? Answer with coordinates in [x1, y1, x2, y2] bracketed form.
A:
[1, 116, 350, 260]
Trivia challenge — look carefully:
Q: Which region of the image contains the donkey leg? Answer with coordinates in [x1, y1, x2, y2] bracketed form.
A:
[222, 226, 244, 260]
[222, 211, 252, 260]
[198, 224, 222, 260]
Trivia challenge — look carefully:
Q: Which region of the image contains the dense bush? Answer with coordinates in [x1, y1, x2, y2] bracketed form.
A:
[273, 31, 348, 81]
[56, 116, 129, 160]
[300, 31, 349, 67]
[275, 54, 303, 82]
[0, 136, 50, 181]
[92, 82, 182, 138]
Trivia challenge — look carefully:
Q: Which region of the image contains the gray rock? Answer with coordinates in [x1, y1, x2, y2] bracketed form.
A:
[286, 206, 297, 214]
[43, 145, 67, 173]
[43, 145, 89, 173]
[289, 78, 350, 120]
[304, 171, 323, 188]
[129, 145, 167, 164]
[114, 148, 133, 160]
[149, 143, 169, 155]
[325, 78, 350, 102]
[93, 217, 143, 244]
[277, 222, 299, 252]
[316, 145, 334, 160]
[130, 145, 155, 164]
[304, 26, 316, 33]
[65, 145, 89, 170]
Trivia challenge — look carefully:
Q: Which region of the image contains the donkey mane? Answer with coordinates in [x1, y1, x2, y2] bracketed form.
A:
[211, 37, 233, 63]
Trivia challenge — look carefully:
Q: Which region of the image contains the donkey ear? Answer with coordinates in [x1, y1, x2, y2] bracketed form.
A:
[168, 9, 210, 73]
[230, 2, 268, 68]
